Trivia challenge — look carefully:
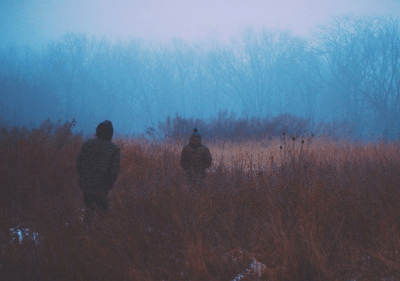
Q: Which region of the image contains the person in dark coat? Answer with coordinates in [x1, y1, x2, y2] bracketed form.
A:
[76, 120, 120, 225]
[180, 128, 212, 188]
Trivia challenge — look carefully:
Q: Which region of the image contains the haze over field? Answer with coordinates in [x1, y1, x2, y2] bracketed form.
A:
[1, 0, 400, 139]
[1, 0, 399, 48]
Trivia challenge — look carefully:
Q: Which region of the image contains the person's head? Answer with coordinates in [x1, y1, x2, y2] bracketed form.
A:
[96, 120, 114, 141]
[189, 128, 202, 147]
[191, 128, 202, 140]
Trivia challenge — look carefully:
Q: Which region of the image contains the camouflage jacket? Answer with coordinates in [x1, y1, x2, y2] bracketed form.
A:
[76, 138, 120, 193]
[180, 137, 212, 175]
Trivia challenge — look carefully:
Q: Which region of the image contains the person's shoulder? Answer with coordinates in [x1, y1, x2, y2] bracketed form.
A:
[83, 138, 97, 146]
[201, 145, 211, 154]
[98, 139, 119, 150]
[182, 144, 191, 151]
[110, 141, 120, 151]
[85, 138, 117, 149]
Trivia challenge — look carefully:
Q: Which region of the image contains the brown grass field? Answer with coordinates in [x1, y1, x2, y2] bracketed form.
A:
[1, 121, 400, 280]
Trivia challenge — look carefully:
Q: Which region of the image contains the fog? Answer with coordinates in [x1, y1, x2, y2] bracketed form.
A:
[1, 0, 399, 47]
[1, 0, 400, 139]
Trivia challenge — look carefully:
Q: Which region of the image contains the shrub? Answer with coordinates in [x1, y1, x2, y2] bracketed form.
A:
[153, 111, 354, 142]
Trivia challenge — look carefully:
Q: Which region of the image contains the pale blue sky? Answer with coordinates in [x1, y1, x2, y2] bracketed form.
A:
[1, 0, 399, 48]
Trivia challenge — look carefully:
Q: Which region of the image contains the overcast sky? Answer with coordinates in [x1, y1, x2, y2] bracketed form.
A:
[1, 0, 400, 49]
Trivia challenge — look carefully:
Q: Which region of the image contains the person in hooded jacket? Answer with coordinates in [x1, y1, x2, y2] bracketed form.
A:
[180, 128, 212, 187]
[76, 120, 120, 225]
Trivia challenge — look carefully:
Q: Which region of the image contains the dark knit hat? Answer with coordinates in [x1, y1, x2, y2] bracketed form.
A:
[96, 120, 114, 141]
[190, 128, 202, 140]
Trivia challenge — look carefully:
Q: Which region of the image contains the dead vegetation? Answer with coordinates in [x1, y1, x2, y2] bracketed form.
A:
[1, 120, 400, 280]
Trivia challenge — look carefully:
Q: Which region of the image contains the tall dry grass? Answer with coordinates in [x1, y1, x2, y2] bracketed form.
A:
[1, 121, 400, 280]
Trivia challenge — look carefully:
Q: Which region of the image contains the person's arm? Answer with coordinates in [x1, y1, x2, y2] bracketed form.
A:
[204, 147, 212, 169]
[108, 147, 121, 185]
[76, 143, 86, 176]
[180, 147, 188, 170]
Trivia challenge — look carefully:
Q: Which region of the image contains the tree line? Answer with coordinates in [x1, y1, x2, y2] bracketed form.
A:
[1, 15, 399, 140]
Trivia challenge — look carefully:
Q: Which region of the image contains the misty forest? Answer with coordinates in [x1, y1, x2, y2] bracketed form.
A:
[2, 14, 400, 281]
[1, 15, 400, 140]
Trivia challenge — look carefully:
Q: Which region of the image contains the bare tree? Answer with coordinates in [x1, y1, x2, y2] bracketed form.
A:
[315, 16, 373, 137]
[210, 28, 280, 116]
[316, 15, 400, 138]
[273, 32, 322, 119]
[360, 17, 400, 138]
[44, 33, 92, 121]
